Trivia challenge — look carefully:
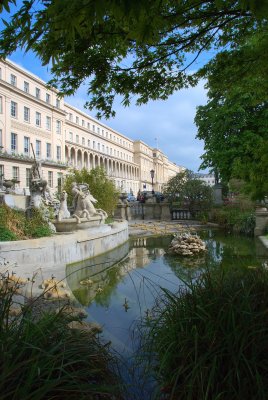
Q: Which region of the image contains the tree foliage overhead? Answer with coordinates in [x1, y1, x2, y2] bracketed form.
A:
[63, 167, 119, 216]
[0, 0, 267, 118]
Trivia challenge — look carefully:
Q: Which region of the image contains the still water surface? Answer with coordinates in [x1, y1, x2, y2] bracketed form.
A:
[66, 230, 268, 398]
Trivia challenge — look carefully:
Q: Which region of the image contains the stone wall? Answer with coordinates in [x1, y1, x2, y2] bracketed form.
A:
[116, 200, 171, 221]
[254, 208, 268, 236]
[0, 193, 30, 210]
[0, 221, 128, 280]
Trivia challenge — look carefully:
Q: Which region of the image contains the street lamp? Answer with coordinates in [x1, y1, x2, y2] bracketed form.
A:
[150, 169, 155, 193]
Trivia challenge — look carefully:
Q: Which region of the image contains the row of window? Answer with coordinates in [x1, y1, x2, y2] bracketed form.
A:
[10, 132, 62, 161]
[1, 98, 132, 153]
[0, 164, 62, 188]
[141, 145, 152, 156]
[3, 71, 131, 150]
[9, 100, 62, 132]
[0, 128, 132, 164]
[0, 68, 134, 152]
[67, 112, 132, 149]
[0, 68, 61, 108]
[68, 132, 133, 161]
[2, 97, 133, 152]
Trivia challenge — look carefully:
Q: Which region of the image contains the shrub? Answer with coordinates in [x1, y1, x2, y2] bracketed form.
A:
[141, 266, 268, 399]
[24, 208, 53, 238]
[0, 204, 27, 239]
[0, 205, 53, 240]
[0, 286, 123, 399]
[0, 227, 17, 241]
[211, 206, 255, 236]
[31, 225, 53, 238]
[164, 169, 213, 214]
[64, 167, 119, 216]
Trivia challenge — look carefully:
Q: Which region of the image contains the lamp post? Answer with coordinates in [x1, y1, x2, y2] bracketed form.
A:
[150, 169, 155, 194]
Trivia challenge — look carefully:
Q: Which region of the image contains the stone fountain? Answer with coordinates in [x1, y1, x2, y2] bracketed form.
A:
[53, 182, 108, 232]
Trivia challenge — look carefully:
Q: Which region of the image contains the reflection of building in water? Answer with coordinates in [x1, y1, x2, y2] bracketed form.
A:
[127, 247, 150, 269]
[132, 238, 148, 248]
[127, 247, 165, 269]
[66, 240, 166, 305]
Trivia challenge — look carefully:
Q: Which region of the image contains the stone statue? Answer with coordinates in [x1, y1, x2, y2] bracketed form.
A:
[71, 182, 107, 223]
[57, 191, 70, 221]
[28, 162, 47, 208]
[43, 182, 55, 206]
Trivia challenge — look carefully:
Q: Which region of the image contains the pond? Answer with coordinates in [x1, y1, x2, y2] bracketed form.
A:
[66, 230, 268, 399]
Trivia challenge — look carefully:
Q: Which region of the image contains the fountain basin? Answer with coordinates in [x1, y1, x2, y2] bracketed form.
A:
[53, 216, 104, 232]
[0, 221, 129, 281]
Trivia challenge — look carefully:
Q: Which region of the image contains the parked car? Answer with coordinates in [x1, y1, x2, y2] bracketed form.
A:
[140, 191, 165, 202]
[127, 193, 136, 202]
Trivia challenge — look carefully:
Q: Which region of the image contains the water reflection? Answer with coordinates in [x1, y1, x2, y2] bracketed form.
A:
[66, 241, 130, 306]
[64, 231, 268, 399]
[66, 231, 268, 326]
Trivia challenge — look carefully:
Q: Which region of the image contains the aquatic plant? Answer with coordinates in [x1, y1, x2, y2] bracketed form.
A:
[211, 206, 255, 236]
[0, 278, 123, 399]
[141, 265, 268, 399]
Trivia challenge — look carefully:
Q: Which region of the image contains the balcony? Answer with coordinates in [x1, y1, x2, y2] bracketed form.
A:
[0, 150, 68, 168]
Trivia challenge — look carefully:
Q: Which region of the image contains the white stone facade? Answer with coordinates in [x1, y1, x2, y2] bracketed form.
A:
[195, 173, 216, 187]
[0, 59, 184, 196]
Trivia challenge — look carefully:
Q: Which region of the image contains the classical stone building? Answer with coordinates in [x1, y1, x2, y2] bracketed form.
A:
[195, 173, 216, 187]
[0, 59, 184, 196]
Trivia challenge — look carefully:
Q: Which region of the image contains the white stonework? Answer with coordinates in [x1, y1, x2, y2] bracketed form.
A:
[0, 59, 184, 196]
[195, 173, 216, 187]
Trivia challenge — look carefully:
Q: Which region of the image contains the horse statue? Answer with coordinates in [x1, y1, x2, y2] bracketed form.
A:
[71, 182, 107, 224]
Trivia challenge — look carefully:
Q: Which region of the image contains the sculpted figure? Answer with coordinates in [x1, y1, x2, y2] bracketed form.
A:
[28, 162, 47, 208]
[43, 181, 55, 206]
[71, 182, 107, 223]
[57, 191, 70, 221]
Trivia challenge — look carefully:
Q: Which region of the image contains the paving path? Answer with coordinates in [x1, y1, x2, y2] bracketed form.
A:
[128, 219, 215, 237]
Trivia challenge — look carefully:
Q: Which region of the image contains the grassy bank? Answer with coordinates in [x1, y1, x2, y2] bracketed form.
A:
[0, 283, 123, 399]
[141, 265, 268, 399]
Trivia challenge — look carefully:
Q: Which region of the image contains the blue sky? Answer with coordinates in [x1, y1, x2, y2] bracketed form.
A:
[1, 3, 211, 172]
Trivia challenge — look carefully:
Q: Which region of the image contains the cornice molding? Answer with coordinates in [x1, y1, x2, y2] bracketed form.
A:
[11, 120, 51, 139]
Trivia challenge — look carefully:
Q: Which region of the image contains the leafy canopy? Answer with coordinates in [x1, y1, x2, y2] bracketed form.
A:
[195, 29, 268, 201]
[0, 0, 267, 118]
[163, 169, 213, 213]
[63, 167, 119, 216]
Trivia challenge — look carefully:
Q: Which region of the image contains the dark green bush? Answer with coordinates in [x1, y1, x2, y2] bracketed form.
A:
[142, 266, 268, 400]
[0, 227, 17, 241]
[211, 206, 255, 236]
[31, 225, 53, 238]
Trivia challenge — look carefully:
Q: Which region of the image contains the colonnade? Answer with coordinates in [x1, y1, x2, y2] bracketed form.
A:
[65, 145, 140, 193]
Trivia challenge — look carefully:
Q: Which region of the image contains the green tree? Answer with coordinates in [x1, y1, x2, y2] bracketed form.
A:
[0, 0, 267, 118]
[163, 169, 192, 203]
[183, 179, 213, 216]
[63, 167, 119, 216]
[163, 169, 213, 215]
[195, 38, 268, 201]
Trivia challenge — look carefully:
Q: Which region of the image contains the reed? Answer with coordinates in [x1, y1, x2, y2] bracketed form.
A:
[141, 265, 268, 399]
[0, 283, 123, 400]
